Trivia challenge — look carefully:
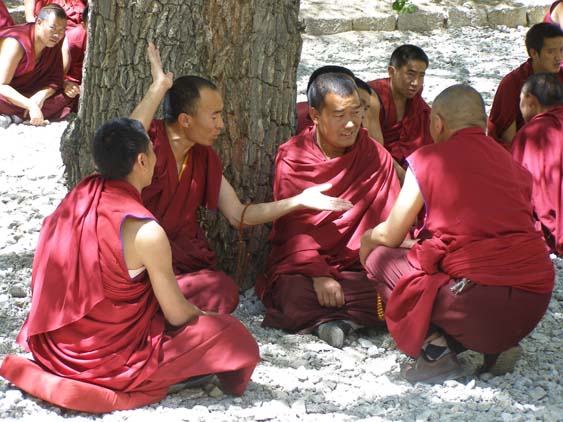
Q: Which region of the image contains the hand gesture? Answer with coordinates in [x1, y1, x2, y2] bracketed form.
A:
[298, 183, 353, 212]
[147, 42, 173, 91]
[313, 276, 345, 308]
[63, 81, 81, 98]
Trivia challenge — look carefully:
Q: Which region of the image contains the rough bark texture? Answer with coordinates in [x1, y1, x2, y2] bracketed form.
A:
[60, 0, 302, 289]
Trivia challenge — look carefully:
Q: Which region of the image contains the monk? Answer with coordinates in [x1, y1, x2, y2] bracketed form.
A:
[25, 0, 86, 28]
[0, 4, 74, 128]
[130, 44, 353, 315]
[0, 117, 260, 413]
[61, 5, 87, 108]
[361, 84, 554, 384]
[544, 1, 563, 27]
[512, 72, 563, 256]
[0, 0, 14, 28]
[367, 44, 433, 172]
[256, 73, 401, 348]
[488, 23, 563, 145]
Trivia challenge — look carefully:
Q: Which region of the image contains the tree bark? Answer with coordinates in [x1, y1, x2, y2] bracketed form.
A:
[61, 0, 303, 289]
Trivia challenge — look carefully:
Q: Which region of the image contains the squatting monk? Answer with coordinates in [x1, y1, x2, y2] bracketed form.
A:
[488, 23, 563, 145]
[0, 0, 13, 28]
[25, 0, 86, 28]
[130, 44, 352, 315]
[367, 44, 433, 174]
[544, 1, 563, 28]
[0, 4, 74, 128]
[0, 117, 260, 413]
[61, 5, 87, 109]
[361, 84, 554, 384]
[512, 72, 563, 256]
[255, 73, 401, 349]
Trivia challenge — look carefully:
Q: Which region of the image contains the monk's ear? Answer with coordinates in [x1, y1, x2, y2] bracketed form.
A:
[529, 47, 540, 61]
[178, 112, 191, 128]
[309, 107, 320, 124]
[388, 65, 396, 78]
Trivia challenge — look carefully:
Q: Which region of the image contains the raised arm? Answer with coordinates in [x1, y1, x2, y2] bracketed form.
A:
[217, 176, 353, 228]
[130, 42, 173, 131]
[23, 0, 36, 22]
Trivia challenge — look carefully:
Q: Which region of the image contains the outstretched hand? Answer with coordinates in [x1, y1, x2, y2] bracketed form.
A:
[147, 42, 173, 91]
[298, 183, 353, 212]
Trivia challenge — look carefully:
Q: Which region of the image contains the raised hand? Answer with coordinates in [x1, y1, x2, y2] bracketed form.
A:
[147, 42, 173, 91]
[298, 183, 353, 212]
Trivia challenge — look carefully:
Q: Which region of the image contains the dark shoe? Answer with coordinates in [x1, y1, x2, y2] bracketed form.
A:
[0, 114, 12, 129]
[478, 345, 522, 376]
[315, 320, 351, 349]
[168, 374, 216, 394]
[10, 115, 23, 125]
[401, 352, 465, 384]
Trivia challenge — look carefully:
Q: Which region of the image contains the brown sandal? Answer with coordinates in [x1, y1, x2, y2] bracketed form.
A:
[401, 352, 465, 384]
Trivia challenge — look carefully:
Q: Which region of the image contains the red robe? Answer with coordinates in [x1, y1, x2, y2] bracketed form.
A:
[0, 0, 13, 28]
[296, 100, 313, 134]
[256, 126, 401, 332]
[512, 105, 563, 255]
[544, 1, 563, 23]
[382, 127, 554, 357]
[0, 175, 259, 413]
[64, 22, 86, 84]
[141, 119, 239, 313]
[368, 78, 433, 167]
[33, 0, 86, 28]
[488, 58, 563, 143]
[0, 23, 74, 120]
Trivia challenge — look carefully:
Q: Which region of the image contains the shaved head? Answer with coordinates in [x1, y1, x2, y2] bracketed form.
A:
[432, 84, 487, 131]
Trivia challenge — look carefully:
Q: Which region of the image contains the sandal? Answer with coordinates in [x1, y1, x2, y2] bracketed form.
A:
[401, 352, 465, 384]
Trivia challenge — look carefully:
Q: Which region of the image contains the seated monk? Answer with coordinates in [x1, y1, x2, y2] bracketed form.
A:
[544, 1, 563, 28]
[361, 84, 554, 384]
[488, 23, 563, 146]
[61, 5, 88, 109]
[0, 0, 14, 29]
[0, 117, 260, 413]
[367, 44, 433, 174]
[512, 72, 563, 256]
[0, 4, 75, 128]
[255, 73, 401, 348]
[24, 0, 86, 29]
[130, 44, 352, 315]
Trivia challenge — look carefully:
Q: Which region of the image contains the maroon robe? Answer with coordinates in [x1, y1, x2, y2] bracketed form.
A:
[512, 105, 563, 255]
[296, 100, 313, 134]
[141, 119, 239, 313]
[0, 23, 74, 120]
[488, 58, 563, 143]
[0, 0, 13, 28]
[544, 1, 563, 23]
[0, 175, 259, 413]
[365, 127, 554, 357]
[256, 126, 401, 332]
[368, 78, 433, 167]
[33, 0, 86, 28]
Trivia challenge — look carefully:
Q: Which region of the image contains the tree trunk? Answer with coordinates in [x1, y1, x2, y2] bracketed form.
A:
[61, 0, 303, 289]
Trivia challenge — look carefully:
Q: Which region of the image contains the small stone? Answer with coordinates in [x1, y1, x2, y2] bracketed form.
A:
[466, 379, 476, 389]
[358, 338, 373, 348]
[367, 345, 380, 357]
[207, 386, 224, 398]
[529, 386, 547, 401]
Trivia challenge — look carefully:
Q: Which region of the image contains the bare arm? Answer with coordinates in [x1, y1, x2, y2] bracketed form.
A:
[500, 121, 516, 146]
[23, 0, 36, 22]
[217, 176, 353, 228]
[553, 3, 563, 28]
[360, 168, 423, 265]
[130, 42, 173, 131]
[365, 92, 384, 144]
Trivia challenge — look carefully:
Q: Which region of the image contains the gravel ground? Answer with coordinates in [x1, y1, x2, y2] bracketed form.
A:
[1, 24, 563, 422]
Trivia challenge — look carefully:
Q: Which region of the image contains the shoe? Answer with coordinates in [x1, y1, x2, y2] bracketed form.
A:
[401, 352, 465, 384]
[10, 115, 23, 125]
[478, 345, 523, 376]
[168, 374, 216, 394]
[0, 114, 12, 129]
[315, 320, 351, 349]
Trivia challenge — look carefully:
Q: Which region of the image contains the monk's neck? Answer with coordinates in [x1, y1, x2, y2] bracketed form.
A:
[390, 87, 407, 122]
[165, 123, 196, 170]
[315, 132, 345, 159]
[33, 31, 47, 59]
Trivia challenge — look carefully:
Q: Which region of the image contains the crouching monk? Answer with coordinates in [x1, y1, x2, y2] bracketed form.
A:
[0, 118, 260, 413]
[361, 84, 554, 383]
[256, 73, 401, 348]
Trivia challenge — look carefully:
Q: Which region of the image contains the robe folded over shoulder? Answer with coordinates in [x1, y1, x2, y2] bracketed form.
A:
[385, 127, 554, 357]
[0, 175, 259, 413]
[544, 1, 563, 23]
[0, 0, 13, 28]
[512, 105, 563, 255]
[33, 0, 86, 28]
[296, 100, 313, 134]
[65, 23, 86, 84]
[368, 78, 433, 167]
[488, 58, 563, 143]
[255, 126, 401, 304]
[0, 23, 73, 120]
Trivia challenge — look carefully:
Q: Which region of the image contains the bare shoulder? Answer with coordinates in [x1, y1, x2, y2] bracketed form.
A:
[0, 37, 24, 57]
[123, 217, 166, 247]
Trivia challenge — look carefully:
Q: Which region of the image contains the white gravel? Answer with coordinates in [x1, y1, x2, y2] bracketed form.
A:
[1, 24, 563, 422]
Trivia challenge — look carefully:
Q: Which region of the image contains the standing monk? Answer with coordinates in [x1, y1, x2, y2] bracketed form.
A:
[488, 23, 563, 145]
[24, 0, 86, 28]
[131, 45, 353, 315]
[367, 44, 433, 171]
[0, 117, 260, 413]
[0, 4, 74, 128]
[512, 72, 563, 256]
[0, 0, 14, 28]
[361, 85, 554, 384]
[255, 73, 401, 348]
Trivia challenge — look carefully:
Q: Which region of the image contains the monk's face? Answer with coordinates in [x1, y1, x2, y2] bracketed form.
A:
[388, 60, 427, 100]
[531, 37, 563, 73]
[185, 88, 225, 146]
[36, 14, 66, 48]
[312, 91, 362, 158]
